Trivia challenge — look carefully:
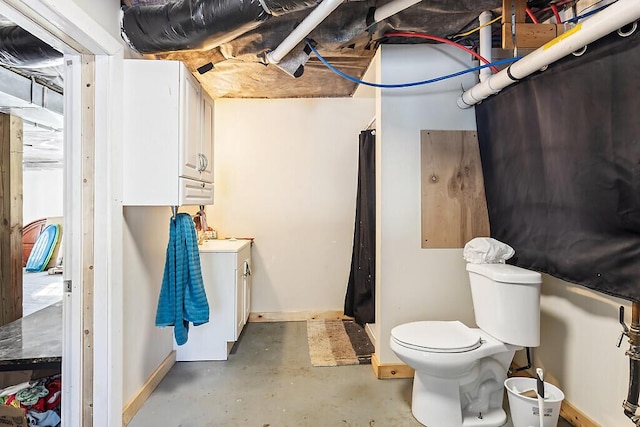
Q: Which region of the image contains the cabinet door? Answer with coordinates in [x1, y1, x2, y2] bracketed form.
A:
[200, 93, 214, 183]
[180, 71, 202, 181]
[243, 260, 251, 323]
[235, 266, 244, 340]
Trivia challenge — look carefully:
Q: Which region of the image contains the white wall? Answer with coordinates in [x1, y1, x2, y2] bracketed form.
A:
[122, 207, 174, 403]
[23, 168, 63, 224]
[72, 0, 122, 40]
[209, 98, 375, 314]
[375, 45, 479, 363]
[530, 277, 632, 425]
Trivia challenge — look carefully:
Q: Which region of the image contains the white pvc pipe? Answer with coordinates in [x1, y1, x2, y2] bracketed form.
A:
[458, 0, 640, 108]
[266, 0, 343, 64]
[478, 11, 493, 83]
[374, 0, 421, 23]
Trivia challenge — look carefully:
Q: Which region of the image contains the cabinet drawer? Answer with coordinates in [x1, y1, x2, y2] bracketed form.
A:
[179, 177, 213, 205]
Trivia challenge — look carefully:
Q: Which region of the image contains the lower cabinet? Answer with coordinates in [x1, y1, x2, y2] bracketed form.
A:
[175, 239, 252, 361]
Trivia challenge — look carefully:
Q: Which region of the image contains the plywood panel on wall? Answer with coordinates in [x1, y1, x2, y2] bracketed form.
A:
[420, 130, 489, 248]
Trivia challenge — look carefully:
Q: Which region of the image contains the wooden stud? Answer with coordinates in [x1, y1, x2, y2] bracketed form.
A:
[0, 114, 23, 326]
[420, 130, 490, 248]
[370, 354, 414, 379]
[248, 310, 352, 323]
[502, 0, 565, 50]
[81, 55, 96, 427]
[502, 0, 514, 49]
[514, 23, 562, 49]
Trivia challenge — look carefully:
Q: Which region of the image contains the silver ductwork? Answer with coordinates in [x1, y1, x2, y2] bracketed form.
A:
[0, 64, 63, 131]
[0, 25, 63, 69]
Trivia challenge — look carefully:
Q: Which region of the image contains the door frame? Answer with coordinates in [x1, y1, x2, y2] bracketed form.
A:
[0, 1, 124, 426]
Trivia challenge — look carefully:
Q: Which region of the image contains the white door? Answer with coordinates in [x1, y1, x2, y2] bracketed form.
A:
[180, 71, 201, 180]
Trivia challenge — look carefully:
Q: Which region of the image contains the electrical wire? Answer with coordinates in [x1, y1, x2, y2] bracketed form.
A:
[304, 40, 521, 89]
[384, 31, 500, 73]
[453, 15, 501, 38]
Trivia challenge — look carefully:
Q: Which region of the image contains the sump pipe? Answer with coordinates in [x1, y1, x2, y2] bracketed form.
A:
[266, 0, 343, 64]
[478, 11, 493, 83]
[457, 0, 640, 108]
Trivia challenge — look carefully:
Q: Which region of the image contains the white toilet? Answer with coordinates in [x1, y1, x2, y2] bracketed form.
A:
[390, 262, 542, 427]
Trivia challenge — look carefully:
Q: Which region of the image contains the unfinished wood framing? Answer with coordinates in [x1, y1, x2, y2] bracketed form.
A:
[248, 310, 351, 323]
[370, 354, 414, 379]
[502, 0, 564, 49]
[81, 55, 96, 427]
[420, 130, 490, 248]
[0, 113, 23, 326]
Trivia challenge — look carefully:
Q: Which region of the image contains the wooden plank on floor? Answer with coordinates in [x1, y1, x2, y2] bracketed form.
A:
[0, 113, 23, 326]
[248, 310, 351, 323]
[420, 130, 490, 248]
[122, 351, 176, 426]
[371, 353, 414, 379]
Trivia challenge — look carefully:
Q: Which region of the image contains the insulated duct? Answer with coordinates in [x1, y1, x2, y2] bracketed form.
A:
[0, 25, 63, 68]
[120, 0, 322, 54]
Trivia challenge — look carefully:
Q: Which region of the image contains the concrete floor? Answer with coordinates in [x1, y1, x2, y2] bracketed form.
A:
[129, 322, 573, 427]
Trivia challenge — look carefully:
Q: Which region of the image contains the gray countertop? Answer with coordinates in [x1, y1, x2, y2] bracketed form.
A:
[0, 301, 62, 371]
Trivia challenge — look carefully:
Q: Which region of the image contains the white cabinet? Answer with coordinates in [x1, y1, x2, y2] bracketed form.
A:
[122, 59, 214, 206]
[175, 239, 252, 361]
[200, 93, 214, 183]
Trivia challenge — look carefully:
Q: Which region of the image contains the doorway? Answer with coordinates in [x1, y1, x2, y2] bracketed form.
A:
[0, 1, 123, 425]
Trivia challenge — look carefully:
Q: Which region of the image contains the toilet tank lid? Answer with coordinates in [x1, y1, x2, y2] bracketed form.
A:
[466, 263, 542, 284]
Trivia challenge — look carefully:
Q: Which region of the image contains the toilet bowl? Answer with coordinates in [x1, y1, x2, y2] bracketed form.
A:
[390, 263, 542, 427]
[391, 321, 518, 427]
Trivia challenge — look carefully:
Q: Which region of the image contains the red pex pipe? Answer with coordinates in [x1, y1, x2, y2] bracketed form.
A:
[384, 31, 500, 74]
[551, 4, 563, 24]
[526, 6, 540, 23]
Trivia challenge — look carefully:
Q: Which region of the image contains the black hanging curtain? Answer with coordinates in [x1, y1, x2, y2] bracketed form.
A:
[476, 30, 640, 301]
[344, 129, 376, 325]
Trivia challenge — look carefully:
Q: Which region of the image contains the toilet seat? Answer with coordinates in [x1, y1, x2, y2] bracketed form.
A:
[391, 320, 482, 353]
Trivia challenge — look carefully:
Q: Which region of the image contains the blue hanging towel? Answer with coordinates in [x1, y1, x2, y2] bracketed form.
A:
[156, 212, 209, 345]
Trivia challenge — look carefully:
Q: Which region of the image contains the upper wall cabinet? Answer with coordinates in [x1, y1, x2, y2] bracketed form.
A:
[123, 59, 214, 206]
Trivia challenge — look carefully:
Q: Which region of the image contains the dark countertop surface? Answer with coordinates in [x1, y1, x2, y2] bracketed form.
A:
[0, 301, 62, 370]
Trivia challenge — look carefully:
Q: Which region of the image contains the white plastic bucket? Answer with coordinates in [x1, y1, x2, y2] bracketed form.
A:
[504, 377, 565, 427]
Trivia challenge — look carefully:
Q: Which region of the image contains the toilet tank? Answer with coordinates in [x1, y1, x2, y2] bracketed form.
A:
[466, 263, 542, 347]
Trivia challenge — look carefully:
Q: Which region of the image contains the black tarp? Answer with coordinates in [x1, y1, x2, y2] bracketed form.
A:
[476, 30, 640, 302]
[345, 129, 376, 325]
